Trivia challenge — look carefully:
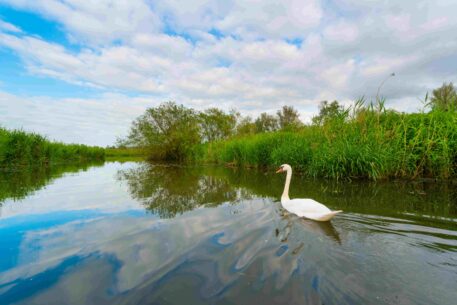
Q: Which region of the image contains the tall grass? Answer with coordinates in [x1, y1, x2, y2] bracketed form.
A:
[205, 103, 457, 180]
[0, 127, 105, 168]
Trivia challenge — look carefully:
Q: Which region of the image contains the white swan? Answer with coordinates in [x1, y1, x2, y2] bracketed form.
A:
[276, 164, 342, 222]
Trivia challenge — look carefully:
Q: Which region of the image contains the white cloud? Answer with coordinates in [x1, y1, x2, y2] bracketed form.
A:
[0, 91, 157, 146]
[154, 0, 323, 40]
[214, 0, 323, 39]
[1, 0, 457, 145]
[323, 20, 359, 43]
[1, 0, 161, 44]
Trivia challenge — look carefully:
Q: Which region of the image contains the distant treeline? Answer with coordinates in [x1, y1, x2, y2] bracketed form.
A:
[105, 147, 147, 158]
[0, 127, 105, 168]
[119, 82, 457, 180]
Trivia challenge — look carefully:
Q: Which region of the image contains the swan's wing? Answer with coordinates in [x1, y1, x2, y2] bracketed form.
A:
[307, 210, 343, 221]
[284, 199, 332, 214]
[282, 199, 342, 221]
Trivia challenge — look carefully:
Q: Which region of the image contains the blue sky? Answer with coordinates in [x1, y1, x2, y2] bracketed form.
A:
[0, 0, 457, 146]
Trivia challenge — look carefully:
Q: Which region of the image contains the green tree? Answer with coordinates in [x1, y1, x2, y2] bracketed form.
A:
[255, 112, 279, 133]
[430, 82, 457, 111]
[122, 101, 201, 161]
[277, 105, 302, 130]
[199, 108, 237, 142]
[312, 100, 345, 125]
[236, 116, 256, 136]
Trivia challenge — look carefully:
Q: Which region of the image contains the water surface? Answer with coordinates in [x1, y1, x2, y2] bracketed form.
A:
[0, 162, 456, 304]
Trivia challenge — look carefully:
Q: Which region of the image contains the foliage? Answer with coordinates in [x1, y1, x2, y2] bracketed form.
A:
[105, 147, 147, 157]
[207, 103, 457, 180]
[199, 108, 237, 142]
[430, 82, 457, 111]
[277, 105, 302, 131]
[312, 100, 346, 125]
[255, 112, 279, 133]
[121, 103, 306, 161]
[0, 127, 105, 168]
[122, 82, 457, 180]
[236, 116, 256, 136]
[234, 116, 256, 136]
[121, 101, 201, 161]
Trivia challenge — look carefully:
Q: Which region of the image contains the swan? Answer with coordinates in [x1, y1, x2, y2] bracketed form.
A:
[276, 164, 342, 222]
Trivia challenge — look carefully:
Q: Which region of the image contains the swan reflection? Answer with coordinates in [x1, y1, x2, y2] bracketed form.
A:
[299, 218, 341, 244]
[277, 217, 341, 243]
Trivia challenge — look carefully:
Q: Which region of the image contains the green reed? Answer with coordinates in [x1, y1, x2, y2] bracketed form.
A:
[0, 127, 105, 168]
[205, 103, 457, 180]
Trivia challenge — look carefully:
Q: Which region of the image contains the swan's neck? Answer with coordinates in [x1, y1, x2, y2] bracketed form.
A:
[281, 169, 292, 201]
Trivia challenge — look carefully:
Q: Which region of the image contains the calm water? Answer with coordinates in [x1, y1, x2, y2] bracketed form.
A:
[0, 162, 456, 305]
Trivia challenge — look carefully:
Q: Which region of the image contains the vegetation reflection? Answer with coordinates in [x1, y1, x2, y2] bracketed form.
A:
[0, 161, 104, 204]
[116, 164, 251, 218]
[118, 163, 457, 226]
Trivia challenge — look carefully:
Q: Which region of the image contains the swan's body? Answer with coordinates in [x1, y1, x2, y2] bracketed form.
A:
[277, 164, 342, 222]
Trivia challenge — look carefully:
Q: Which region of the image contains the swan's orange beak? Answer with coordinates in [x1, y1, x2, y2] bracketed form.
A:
[276, 167, 283, 173]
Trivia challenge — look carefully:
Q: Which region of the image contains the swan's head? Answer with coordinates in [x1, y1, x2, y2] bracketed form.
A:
[276, 164, 292, 173]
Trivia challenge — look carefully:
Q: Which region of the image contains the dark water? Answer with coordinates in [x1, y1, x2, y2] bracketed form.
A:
[0, 162, 456, 305]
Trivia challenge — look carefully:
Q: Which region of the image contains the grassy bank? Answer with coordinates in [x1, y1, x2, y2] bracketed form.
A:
[0, 127, 105, 168]
[105, 147, 148, 163]
[105, 147, 147, 158]
[204, 107, 457, 180]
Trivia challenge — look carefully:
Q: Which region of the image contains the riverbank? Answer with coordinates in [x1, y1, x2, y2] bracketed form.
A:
[204, 108, 457, 180]
[0, 127, 105, 168]
[105, 147, 147, 158]
[116, 97, 457, 180]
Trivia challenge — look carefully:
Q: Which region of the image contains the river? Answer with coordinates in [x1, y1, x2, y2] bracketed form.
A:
[0, 161, 456, 304]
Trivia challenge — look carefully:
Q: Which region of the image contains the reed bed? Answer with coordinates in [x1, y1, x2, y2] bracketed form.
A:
[205, 106, 457, 180]
[0, 127, 105, 168]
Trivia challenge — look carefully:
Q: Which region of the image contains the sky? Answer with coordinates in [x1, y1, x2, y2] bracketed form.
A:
[0, 0, 456, 147]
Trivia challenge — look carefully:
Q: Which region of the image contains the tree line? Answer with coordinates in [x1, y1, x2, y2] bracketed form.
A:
[118, 82, 457, 163]
[117, 102, 307, 160]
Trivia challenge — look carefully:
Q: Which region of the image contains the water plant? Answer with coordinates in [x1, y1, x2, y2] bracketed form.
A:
[0, 127, 105, 168]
